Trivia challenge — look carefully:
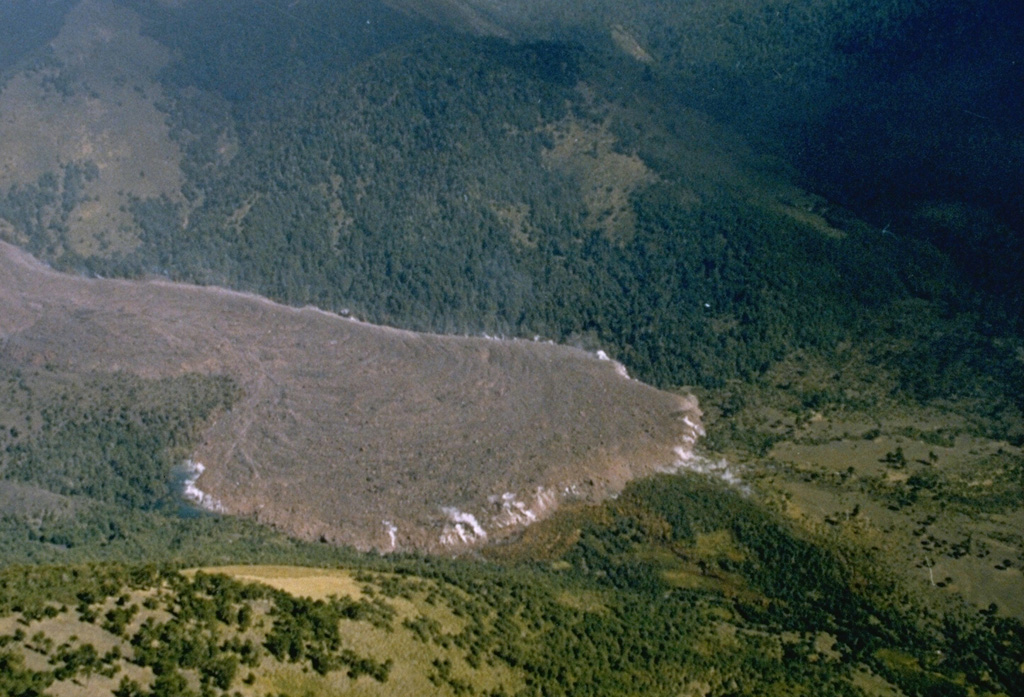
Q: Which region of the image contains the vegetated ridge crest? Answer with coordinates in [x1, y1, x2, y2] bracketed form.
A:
[0, 242, 702, 553]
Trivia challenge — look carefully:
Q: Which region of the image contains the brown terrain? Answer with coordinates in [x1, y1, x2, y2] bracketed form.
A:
[0, 242, 702, 553]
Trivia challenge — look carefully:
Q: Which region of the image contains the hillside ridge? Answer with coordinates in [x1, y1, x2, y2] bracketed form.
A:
[0, 241, 702, 553]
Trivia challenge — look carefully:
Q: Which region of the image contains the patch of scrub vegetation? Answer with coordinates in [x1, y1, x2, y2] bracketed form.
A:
[0, 568, 397, 697]
[1, 472, 1021, 697]
[0, 161, 101, 258]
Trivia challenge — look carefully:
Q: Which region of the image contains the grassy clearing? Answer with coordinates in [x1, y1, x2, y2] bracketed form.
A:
[194, 565, 366, 601]
[700, 347, 1024, 621]
[761, 424, 1024, 619]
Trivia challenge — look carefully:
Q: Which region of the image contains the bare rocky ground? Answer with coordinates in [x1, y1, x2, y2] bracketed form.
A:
[0, 242, 702, 553]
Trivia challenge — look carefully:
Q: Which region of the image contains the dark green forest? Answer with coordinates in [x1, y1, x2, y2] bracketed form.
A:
[0, 0, 1019, 405]
[0, 364, 286, 565]
[1, 0, 1013, 410]
[0, 0, 75, 79]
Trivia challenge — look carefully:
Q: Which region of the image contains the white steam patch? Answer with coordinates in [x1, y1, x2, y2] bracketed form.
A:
[489, 487, 557, 529]
[595, 350, 631, 379]
[435, 399, 713, 549]
[669, 447, 749, 494]
[440, 507, 488, 546]
[383, 520, 398, 550]
[181, 460, 225, 512]
[490, 492, 536, 526]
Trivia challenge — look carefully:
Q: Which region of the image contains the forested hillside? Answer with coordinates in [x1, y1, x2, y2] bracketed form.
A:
[1, 474, 1021, 697]
[0, 362, 277, 564]
[0, 0, 1015, 409]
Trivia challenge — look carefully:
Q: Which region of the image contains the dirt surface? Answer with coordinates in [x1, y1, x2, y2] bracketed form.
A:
[0, 242, 701, 552]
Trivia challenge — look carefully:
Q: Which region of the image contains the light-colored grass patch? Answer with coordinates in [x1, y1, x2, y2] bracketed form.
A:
[195, 565, 366, 601]
[850, 667, 905, 696]
[554, 588, 608, 614]
[693, 529, 745, 562]
[539, 99, 657, 243]
[262, 665, 348, 697]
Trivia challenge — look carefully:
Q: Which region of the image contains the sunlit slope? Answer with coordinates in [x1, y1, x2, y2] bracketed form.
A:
[0, 242, 701, 553]
[1, 472, 1020, 697]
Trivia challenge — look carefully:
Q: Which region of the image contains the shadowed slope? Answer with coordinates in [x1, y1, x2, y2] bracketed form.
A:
[0, 242, 701, 552]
